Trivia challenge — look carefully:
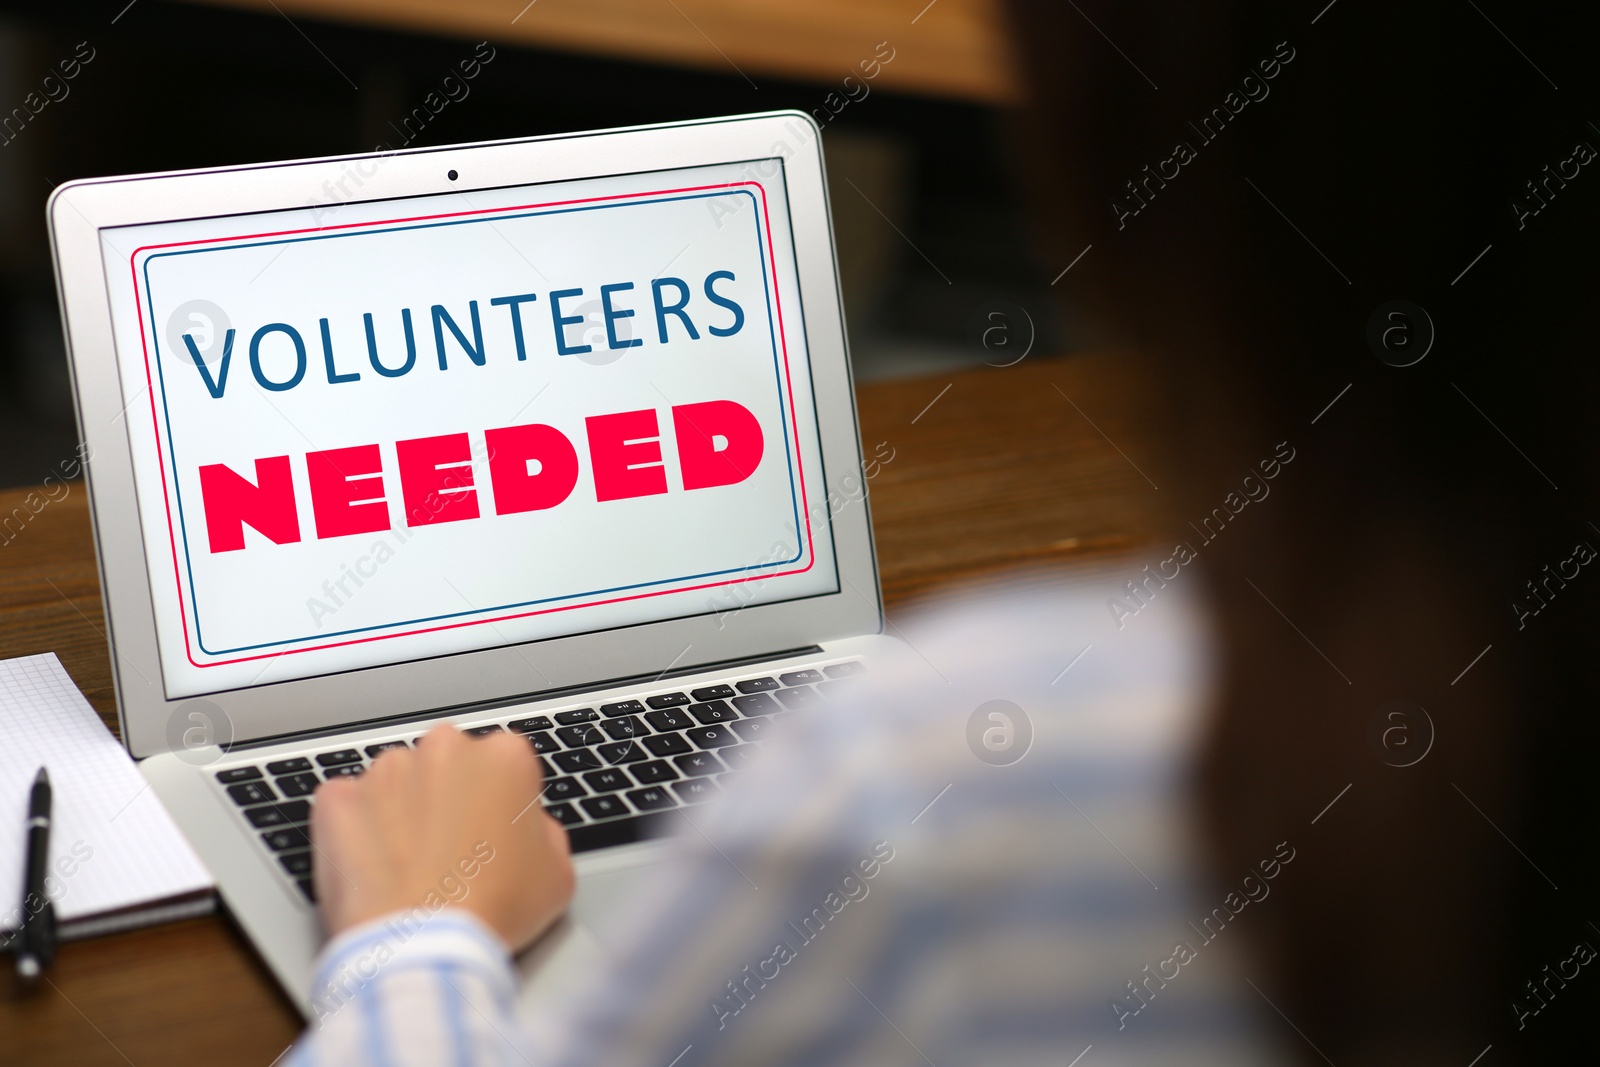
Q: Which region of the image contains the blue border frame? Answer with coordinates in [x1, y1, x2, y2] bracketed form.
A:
[139, 188, 806, 658]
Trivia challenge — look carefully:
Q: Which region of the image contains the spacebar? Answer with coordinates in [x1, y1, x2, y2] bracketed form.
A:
[565, 811, 677, 854]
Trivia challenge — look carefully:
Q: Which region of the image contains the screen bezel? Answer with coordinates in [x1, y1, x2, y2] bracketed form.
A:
[49, 111, 882, 759]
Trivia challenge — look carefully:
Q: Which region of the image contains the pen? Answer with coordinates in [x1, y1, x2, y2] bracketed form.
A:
[15, 766, 55, 982]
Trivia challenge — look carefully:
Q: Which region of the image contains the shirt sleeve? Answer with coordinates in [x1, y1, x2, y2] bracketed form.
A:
[516, 580, 1284, 1067]
[287, 907, 530, 1067]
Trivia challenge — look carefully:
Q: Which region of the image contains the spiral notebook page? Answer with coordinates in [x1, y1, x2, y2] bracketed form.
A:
[0, 653, 213, 935]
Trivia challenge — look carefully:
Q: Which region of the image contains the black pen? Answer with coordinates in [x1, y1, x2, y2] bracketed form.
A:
[15, 766, 55, 982]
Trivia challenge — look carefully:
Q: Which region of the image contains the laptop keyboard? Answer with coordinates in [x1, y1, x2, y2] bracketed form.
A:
[213, 661, 866, 905]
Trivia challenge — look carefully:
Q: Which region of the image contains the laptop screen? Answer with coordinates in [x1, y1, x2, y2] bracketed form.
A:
[97, 159, 840, 700]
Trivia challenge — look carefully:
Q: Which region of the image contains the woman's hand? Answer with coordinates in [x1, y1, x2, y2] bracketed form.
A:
[311, 722, 575, 951]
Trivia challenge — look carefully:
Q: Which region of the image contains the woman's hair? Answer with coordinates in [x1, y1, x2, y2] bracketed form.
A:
[1005, 1, 1600, 1059]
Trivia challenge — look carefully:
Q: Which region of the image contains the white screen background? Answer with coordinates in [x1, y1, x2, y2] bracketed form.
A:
[98, 160, 838, 698]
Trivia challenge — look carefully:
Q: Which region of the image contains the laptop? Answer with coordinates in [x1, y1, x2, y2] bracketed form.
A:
[46, 110, 896, 1016]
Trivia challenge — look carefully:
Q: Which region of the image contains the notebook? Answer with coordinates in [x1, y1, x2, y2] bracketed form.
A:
[0, 653, 214, 944]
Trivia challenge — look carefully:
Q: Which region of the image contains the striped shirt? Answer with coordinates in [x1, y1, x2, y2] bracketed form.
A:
[290, 572, 1290, 1066]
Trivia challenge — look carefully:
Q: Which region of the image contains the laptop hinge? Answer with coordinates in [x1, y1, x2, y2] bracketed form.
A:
[223, 644, 825, 753]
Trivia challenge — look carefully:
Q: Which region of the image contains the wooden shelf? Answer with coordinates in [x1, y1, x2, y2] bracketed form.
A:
[180, 0, 1021, 104]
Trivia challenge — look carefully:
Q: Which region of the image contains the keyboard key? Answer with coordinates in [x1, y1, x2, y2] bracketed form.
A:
[627, 786, 677, 811]
[537, 755, 553, 778]
[688, 700, 739, 725]
[672, 778, 719, 804]
[315, 749, 362, 767]
[582, 768, 632, 793]
[215, 766, 262, 784]
[465, 724, 503, 737]
[673, 751, 725, 777]
[717, 772, 742, 789]
[265, 757, 313, 775]
[245, 800, 310, 828]
[365, 741, 408, 758]
[599, 700, 645, 718]
[644, 708, 694, 732]
[732, 693, 780, 717]
[525, 731, 560, 754]
[686, 724, 737, 749]
[824, 661, 865, 678]
[261, 826, 310, 851]
[508, 715, 556, 732]
[556, 725, 605, 748]
[552, 749, 603, 774]
[226, 781, 276, 806]
[324, 764, 364, 780]
[721, 744, 763, 770]
[779, 669, 824, 686]
[601, 715, 647, 740]
[736, 677, 780, 693]
[645, 692, 690, 709]
[542, 776, 586, 801]
[276, 773, 319, 797]
[641, 733, 693, 757]
[544, 802, 584, 826]
[278, 850, 314, 875]
[690, 684, 736, 701]
[245, 807, 293, 830]
[598, 741, 648, 764]
[730, 718, 772, 743]
[296, 878, 317, 902]
[775, 685, 820, 709]
[631, 759, 679, 784]
[580, 795, 628, 820]
[552, 709, 599, 726]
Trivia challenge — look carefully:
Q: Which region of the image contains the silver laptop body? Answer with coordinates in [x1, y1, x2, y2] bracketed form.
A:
[47, 111, 894, 1015]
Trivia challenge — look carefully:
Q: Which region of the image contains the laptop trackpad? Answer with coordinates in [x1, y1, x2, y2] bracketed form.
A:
[514, 843, 687, 1021]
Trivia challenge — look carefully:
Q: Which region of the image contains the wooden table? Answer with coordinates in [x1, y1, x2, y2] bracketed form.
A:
[0, 353, 1161, 1065]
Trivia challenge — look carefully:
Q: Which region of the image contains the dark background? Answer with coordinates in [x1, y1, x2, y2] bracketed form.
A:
[0, 0, 1060, 488]
[1007, 0, 1600, 1062]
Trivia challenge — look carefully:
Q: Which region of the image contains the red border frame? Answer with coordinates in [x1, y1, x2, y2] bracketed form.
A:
[126, 180, 816, 669]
